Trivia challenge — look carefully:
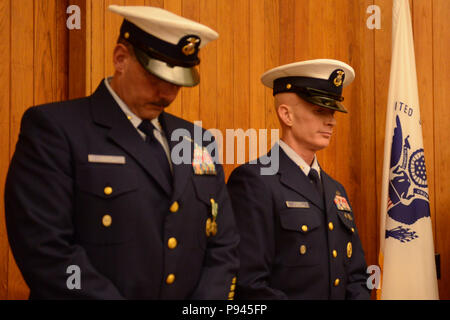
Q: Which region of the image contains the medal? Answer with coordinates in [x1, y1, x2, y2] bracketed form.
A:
[334, 194, 352, 212]
[206, 198, 219, 237]
[193, 143, 216, 175]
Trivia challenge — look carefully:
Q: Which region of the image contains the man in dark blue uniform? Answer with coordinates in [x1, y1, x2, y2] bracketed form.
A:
[227, 59, 370, 299]
[5, 5, 239, 299]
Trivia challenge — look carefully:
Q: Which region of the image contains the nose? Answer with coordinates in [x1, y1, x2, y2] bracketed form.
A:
[325, 110, 336, 127]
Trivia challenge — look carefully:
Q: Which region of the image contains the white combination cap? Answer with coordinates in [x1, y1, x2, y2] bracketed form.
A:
[261, 59, 355, 113]
[109, 5, 219, 87]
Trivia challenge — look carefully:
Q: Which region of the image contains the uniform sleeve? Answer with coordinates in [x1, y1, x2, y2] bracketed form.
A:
[341, 188, 372, 300]
[189, 163, 240, 300]
[4, 107, 125, 299]
[227, 165, 288, 300]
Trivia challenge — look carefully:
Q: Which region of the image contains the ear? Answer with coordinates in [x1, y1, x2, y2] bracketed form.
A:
[112, 43, 132, 74]
[277, 104, 293, 127]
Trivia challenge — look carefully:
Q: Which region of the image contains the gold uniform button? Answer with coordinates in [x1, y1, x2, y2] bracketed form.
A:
[124, 32, 130, 39]
[169, 201, 179, 213]
[168, 237, 178, 249]
[328, 222, 334, 231]
[299, 245, 307, 255]
[230, 284, 236, 291]
[104, 186, 113, 195]
[228, 291, 235, 299]
[351, 227, 355, 233]
[332, 250, 338, 258]
[301, 225, 308, 232]
[347, 242, 353, 258]
[166, 274, 175, 284]
[232, 277, 237, 284]
[286, 83, 292, 89]
[102, 215, 112, 227]
[334, 278, 340, 286]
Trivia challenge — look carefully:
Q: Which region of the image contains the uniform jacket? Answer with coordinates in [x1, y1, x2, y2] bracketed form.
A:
[5, 80, 239, 299]
[227, 145, 370, 299]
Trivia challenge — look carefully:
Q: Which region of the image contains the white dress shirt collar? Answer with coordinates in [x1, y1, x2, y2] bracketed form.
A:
[104, 77, 163, 135]
[278, 139, 321, 179]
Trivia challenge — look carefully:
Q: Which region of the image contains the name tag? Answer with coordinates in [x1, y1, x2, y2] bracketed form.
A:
[88, 154, 126, 164]
[285, 201, 310, 208]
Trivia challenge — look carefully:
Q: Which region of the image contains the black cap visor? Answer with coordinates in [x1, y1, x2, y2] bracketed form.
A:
[134, 46, 200, 87]
[296, 87, 348, 113]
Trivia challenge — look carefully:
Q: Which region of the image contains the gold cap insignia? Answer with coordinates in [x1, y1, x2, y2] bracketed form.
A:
[182, 37, 200, 56]
[333, 70, 345, 87]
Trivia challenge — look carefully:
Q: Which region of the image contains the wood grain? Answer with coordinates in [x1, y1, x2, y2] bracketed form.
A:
[249, 0, 266, 158]
[8, 0, 35, 299]
[91, 0, 106, 92]
[0, 0, 11, 300]
[233, 0, 250, 165]
[264, 0, 280, 156]
[433, 0, 450, 300]
[180, 0, 200, 124]
[68, 0, 87, 99]
[164, 0, 183, 117]
[198, 0, 217, 132]
[216, 0, 234, 177]
[34, 0, 57, 105]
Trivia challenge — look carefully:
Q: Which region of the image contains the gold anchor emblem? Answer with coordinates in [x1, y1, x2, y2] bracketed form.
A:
[333, 70, 345, 87]
[182, 37, 200, 56]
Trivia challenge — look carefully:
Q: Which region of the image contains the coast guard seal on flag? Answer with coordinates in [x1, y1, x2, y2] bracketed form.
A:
[386, 114, 430, 242]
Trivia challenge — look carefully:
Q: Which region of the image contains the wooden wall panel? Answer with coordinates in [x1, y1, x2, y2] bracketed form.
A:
[1, 0, 449, 299]
[374, 0, 392, 236]
[34, 0, 57, 105]
[433, 0, 450, 301]
[181, 0, 200, 124]
[163, 0, 182, 117]
[198, 0, 217, 132]
[413, 0, 435, 243]
[279, 0, 295, 65]
[1, 0, 70, 300]
[7, 0, 35, 301]
[216, 0, 234, 177]
[249, 0, 266, 158]
[335, 0, 378, 281]
[264, 0, 280, 156]
[0, 0, 11, 300]
[69, 0, 87, 99]
[233, 0, 250, 164]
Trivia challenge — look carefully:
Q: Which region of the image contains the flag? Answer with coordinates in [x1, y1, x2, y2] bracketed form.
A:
[378, 0, 439, 299]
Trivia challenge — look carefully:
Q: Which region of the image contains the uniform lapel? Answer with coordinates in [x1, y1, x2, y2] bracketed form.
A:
[320, 169, 339, 212]
[277, 146, 324, 210]
[159, 112, 193, 202]
[90, 80, 172, 196]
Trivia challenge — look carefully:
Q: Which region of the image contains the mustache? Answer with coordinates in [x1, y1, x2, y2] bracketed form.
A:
[151, 99, 171, 108]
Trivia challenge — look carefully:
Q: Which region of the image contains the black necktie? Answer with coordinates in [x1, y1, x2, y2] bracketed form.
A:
[138, 120, 172, 187]
[308, 168, 323, 197]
